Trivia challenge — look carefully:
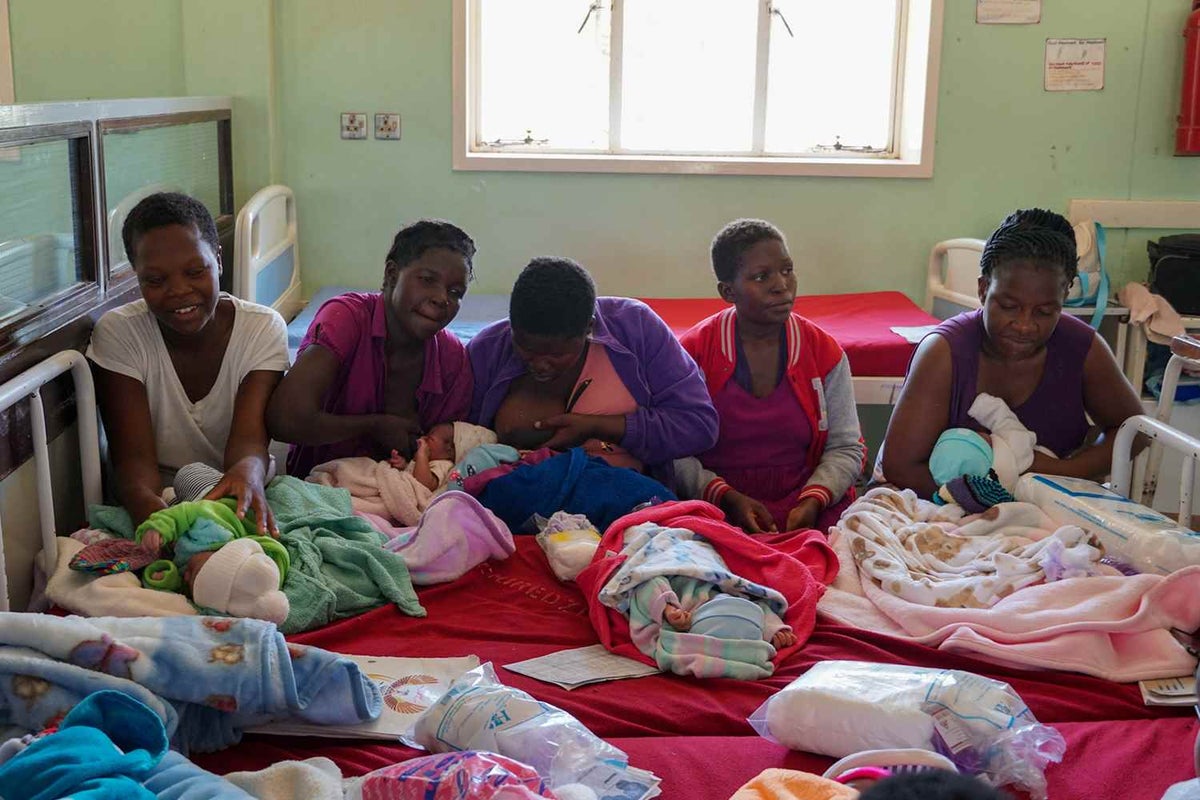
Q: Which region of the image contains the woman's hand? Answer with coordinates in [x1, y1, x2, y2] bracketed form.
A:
[534, 413, 625, 451]
[784, 497, 823, 532]
[371, 414, 423, 459]
[720, 490, 777, 533]
[204, 457, 278, 537]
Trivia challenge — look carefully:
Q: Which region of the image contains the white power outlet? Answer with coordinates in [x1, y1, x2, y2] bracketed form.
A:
[375, 113, 401, 140]
[340, 112, 368, 140]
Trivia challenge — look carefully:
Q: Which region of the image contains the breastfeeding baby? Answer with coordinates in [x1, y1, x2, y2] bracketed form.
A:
[929, 392, 1062, 512]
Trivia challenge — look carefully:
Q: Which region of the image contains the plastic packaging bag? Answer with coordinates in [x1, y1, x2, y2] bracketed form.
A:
[535, 512, 601, 582]
[412, 663, 627, 789]
[748, 661, 1065, 800]
[346, 751, 558, 800]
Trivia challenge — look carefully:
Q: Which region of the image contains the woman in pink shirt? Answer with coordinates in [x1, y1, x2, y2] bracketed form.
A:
[267, 220, 475, 478]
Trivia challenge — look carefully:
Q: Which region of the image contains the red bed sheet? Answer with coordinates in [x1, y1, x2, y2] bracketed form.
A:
[195, 539, 1195, 800]
[641, 292, 938, 378]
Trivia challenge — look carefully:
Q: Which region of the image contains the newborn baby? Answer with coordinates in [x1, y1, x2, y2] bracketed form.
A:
[664, 592, 797, 649]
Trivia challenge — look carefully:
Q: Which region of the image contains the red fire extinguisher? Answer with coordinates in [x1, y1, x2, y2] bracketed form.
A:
[1178, 0, 1200, 155]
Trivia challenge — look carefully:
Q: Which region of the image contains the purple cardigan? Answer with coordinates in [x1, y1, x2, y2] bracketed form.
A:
[466, 297, 719, 467]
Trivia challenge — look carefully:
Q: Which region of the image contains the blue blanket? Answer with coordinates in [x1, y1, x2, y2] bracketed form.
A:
[0, 613, 381, 753]
[479, 447, 675, 533]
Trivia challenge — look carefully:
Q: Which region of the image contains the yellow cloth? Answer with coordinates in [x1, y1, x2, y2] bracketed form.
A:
[730, 769, 859, 800]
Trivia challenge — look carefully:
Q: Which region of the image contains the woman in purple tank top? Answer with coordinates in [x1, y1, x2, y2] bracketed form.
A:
[881, 209, 1143, 499]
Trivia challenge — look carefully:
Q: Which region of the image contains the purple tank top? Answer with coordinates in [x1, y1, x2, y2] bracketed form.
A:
[935, 309, 1094, 458]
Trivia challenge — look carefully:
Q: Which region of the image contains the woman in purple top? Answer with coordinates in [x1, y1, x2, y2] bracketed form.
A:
[882, 209, 1143, 499]
[467, 257, 719, 472]
[267, 220, 475, 478]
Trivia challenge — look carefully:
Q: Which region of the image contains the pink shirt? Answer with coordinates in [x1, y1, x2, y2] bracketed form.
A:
[571, 342, 642, 471]
[286, 291, 473, 477]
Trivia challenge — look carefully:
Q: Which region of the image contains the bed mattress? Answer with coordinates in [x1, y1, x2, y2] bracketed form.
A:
[286, 289, 937, 378]
[193, 538, 1197, 799]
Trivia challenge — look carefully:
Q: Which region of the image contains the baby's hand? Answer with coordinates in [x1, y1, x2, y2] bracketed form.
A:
[663, 604, 692, 631]
[388, 449, 407, 469]
[771, 629, 797, 649]
[139, 529, 163, 556]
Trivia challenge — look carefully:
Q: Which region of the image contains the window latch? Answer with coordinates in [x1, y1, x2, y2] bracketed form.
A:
[813, 136, 886, 154]
[485, 129, 550, 148]
[769, 2, 795, 38]
[577, 1, 603, 34]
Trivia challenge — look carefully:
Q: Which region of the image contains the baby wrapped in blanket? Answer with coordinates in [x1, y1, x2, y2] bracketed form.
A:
[308, 422, 500, 525]
[600, 522, 795, 680]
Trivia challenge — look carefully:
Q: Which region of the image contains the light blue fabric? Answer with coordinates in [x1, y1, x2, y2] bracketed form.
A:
[173, 518, 236, 566]
[690, 595, 764, 641]
[0, 613, 382, 753]
[0, 690, 167, 800]
[142, 751, 255, 799]
[929, 428, 994, 486]
[446, 442, 520, 494]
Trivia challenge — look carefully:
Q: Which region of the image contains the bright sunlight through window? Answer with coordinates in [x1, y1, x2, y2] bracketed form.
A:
[455, 0, 943, 177]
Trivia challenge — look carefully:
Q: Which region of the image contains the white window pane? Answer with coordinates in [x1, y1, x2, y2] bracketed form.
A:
[478, 0, 610, 150]
[0, 140, 85, 323]
[621, 0, 756, 153]
[764, 0, 898, 154]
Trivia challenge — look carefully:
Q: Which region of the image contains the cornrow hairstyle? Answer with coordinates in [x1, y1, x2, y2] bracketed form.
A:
[385, 219, 477, 279]
[509, 257, 596, 338]
[710, 218, 785, 283]
[122, 192, 219, 267]
[979, 208, 1078, 288]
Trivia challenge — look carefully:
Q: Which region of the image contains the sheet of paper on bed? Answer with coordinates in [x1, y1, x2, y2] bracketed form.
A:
[890, 324, 940, 344]
[503, 644, 661, 690]
[248, 654, 480, 740]
[1138, 675, 1198, 707]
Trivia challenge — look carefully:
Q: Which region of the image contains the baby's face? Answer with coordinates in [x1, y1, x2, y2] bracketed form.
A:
[183, 549, 215, 593]
[427, 424, 455, 461]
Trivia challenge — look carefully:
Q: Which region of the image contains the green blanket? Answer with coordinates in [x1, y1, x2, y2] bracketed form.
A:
[88, 476, 424, 633]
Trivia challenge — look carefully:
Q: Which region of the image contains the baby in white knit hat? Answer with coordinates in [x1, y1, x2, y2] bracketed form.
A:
[189, 538, 290, 625]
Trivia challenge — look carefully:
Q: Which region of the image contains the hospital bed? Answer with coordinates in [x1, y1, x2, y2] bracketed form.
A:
[0, 343, 1197, 798]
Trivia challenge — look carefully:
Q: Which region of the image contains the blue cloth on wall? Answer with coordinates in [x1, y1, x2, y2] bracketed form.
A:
[479, 447, 675, 533]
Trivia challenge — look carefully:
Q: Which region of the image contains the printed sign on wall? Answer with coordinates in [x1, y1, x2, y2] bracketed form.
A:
[977, 0, 1041, 24]
[1045, 38, 1106, 92]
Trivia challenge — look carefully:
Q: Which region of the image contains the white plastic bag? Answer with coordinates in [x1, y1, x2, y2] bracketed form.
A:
[748, 661, 1065, 800]
[412, 663, 626, 789]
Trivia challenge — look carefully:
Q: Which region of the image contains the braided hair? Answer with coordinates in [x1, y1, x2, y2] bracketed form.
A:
[979, 208, 1078, 288]
[385, 219, 476, 279]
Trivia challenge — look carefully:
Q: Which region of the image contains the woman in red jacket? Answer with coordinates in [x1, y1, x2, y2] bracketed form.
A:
[674, 219, 866, 533]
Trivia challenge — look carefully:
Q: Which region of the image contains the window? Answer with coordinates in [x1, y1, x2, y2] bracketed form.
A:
[454, 0, 943, 177]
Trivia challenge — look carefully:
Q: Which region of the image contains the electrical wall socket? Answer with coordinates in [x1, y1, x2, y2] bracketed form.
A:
[340, 112, 368, 140]
[375, 113, 401, 140]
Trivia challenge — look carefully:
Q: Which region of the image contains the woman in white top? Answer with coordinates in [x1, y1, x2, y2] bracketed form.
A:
[88, 192, 289, 541]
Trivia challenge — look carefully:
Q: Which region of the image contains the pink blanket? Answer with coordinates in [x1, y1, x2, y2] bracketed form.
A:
[359, 492, 515, 585]
[820, 490, 1200, 681]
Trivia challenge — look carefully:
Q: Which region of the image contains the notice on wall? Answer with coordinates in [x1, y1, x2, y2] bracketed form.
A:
[1045, 38, 1106, 92]
[976, 0, 1041, 24]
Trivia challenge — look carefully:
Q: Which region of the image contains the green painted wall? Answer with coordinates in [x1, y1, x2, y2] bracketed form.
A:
[276, 0, 1200, 301]
[10, 1, 1200, 299]
[8, 0, 185, 100]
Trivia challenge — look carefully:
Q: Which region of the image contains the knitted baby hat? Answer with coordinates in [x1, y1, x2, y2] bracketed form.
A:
[929, 428, 993, 487]
[191, 538, 289, 624]
[690, 595, 765, 641]
[453, 422, 498, 461]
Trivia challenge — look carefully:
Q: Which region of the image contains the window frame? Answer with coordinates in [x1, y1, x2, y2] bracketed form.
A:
[453, 0, 944, 178]
[0, 97, 232, 377]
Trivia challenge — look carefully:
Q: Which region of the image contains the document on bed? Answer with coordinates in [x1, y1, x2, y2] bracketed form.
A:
[890, 324, 940, 344]
[503, 644, 661, 690]
[248, 654, 480, 741]
[1138, 675, 1198, 707]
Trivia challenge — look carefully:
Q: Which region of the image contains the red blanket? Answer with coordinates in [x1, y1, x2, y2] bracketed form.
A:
[575, 500, 839, 666]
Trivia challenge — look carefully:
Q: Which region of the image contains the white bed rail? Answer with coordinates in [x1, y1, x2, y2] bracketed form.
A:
[1137, 335, 1200, 512]
[925, 237, 985, 314]
[0, 350, 102, 611]
[235, 185, 302, 320]
[1111, 414, 1200, 531]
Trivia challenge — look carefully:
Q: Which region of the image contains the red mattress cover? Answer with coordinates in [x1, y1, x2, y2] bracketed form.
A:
[641, 292, 938, 378]
[195, 539, 1196, 800]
